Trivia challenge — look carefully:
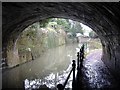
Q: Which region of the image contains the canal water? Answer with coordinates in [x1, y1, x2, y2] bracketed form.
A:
[2, 44, 80, 89]
[3, 42, 118, 89]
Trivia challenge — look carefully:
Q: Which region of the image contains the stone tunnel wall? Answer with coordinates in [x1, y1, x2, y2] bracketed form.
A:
[2, 2, 120, 80]
[4, 24, 67, 68]
[5, 38, 20, 67]
[101, 35, 120, 78]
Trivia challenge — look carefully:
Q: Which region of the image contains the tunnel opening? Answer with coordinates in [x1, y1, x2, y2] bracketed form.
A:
[3, 18, 102, 69]
[2, 2, 120, 89]
[2, 18, 103, 89]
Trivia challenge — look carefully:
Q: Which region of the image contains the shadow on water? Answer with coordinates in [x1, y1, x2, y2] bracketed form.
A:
[24, 64, 73, 90]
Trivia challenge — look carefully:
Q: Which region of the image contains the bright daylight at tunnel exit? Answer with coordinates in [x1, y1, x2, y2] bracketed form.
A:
[2, 2, 120, 90]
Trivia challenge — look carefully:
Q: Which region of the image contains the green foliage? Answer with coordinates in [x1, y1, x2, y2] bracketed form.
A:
[18, 18, 91, 62]
[47, 18, 84, 38]
[74, 22, 83, 34]
[67, 21, 84, 38]
[24, 24, 37, 40]
[23, 18, 85, 41]
[89, 31, 98, 38]
[39, 18, 52, 28]
[48, 18, 71, 31]
[56, 18, 71, 29]
[20, 18, 85, 50]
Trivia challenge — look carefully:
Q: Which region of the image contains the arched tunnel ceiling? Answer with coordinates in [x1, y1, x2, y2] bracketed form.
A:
[2, 2, 120, 78]
[2, 2, 120, 46]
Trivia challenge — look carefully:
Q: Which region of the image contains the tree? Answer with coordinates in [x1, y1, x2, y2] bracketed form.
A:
[38, 18, 84, 39]
[89, 31, 98, 38]
[39, 18, 52, 28]
[68, 21, 84, 38]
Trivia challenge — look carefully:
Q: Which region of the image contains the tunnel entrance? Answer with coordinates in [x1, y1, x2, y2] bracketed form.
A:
[2, 2, 120, 89]
[2, 18, 103, 89]
[3, 18, 102, 68]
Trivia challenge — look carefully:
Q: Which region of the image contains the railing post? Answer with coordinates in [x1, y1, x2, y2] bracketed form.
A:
[76, 51, 80, 87]
[77, 52, 80, 70]
[57, 84, 64, 90]
[78, 44, 84, 89]
[72, 60, 76, 90]
[57, 44, 85, 90]
[57, 60, 75, 90]
[80, 44, 84, 68]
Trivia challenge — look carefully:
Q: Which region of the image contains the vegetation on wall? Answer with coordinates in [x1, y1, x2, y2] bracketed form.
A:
[89, 30, 98, 38]
[16, 18, 98, 65]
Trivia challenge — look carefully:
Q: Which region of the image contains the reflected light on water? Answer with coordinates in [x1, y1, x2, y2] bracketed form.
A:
[24, 63, 73, 89]
[3, 41, 102, 89]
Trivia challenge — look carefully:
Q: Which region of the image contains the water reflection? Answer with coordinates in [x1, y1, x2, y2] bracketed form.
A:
[2, 44, 79, 89]
[24, 48, 112, 90]
[2, 40, 102, 89]
[24, 63, 73, 89]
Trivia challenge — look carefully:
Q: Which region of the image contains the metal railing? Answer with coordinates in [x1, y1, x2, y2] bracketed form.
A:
[76, 44, 84, 89]
[57, 60, 76, 90]
[57, 44, 85, 90]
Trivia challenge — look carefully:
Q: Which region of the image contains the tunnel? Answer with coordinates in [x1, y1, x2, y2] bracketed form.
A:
[2, 2, 120, 85]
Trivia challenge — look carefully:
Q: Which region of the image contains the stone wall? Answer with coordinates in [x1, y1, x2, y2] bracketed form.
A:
[101, 35, 120, 80]
[6, 39, 20, 67]
[5, 26, 67, 68]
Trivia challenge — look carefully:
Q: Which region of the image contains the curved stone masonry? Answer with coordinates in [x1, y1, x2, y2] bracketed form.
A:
[2, 2, 120, 80]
